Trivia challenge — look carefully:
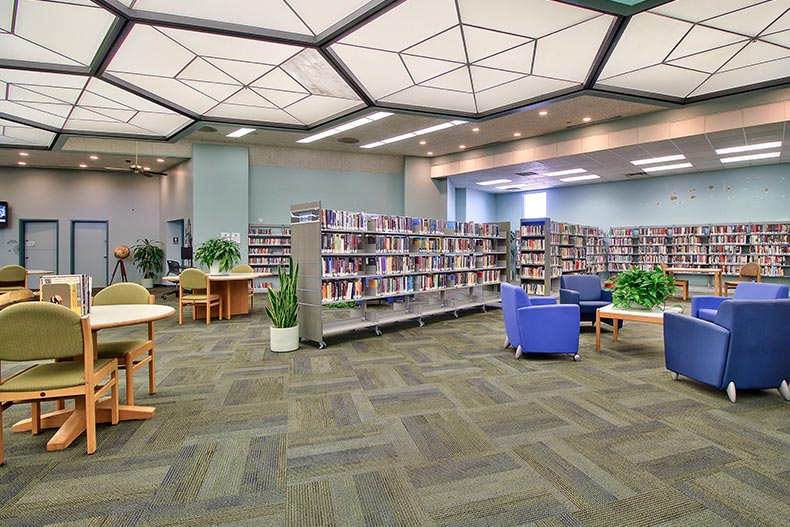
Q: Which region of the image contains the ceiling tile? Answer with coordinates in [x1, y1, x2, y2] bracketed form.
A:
[0, 117, 56, 147]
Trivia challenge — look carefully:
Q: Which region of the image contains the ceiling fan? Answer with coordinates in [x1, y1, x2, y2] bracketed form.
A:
[103, 143, 168, 177]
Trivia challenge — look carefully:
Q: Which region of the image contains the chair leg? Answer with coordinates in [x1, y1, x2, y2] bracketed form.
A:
[514, 345, 523, 359]
[779, 380, 790, 401]
[726, 381, 737, 403]
[148, 349, 156, 395]
[178, 301, 183, 325]
[125, 355, 135, 406]
[85, 392, 97, 455]
[670, 371, 678, 380]
[504, 336, 510, 349]
[0, 409, 4, 466]
[31, 402, 41, 435]
[206, 301, 210, 324]
[110, 368, 119, 426]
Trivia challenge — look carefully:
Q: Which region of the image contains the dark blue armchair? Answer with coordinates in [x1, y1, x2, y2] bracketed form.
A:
[692, 282, 789, 322]
[501, 282, 581, 361]
[560, 275, 620, 327]
[664, 299, 790, 402]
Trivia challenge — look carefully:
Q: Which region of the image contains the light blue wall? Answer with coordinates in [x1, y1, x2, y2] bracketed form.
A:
[249, 166, 404, 223]
[447, 178, 456, 221]
[465, 188, 496, 222]
[193, 144, 249, 261]
[496, 164, 790, 231]
[454, 187, 465, 222]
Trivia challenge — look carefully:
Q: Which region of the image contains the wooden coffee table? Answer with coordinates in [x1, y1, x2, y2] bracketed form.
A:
[595, 303, 682, 352]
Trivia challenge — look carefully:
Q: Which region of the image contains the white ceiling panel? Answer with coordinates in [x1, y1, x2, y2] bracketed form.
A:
[721, 40, 790, 72]
[0, 0, 12, 32]
[159, 26, 299, 65]
[203, 103, 302, 124]
[763, 29, 790, 47]
[402, 55, 462, 84]
[108, 25, 194, 77]
[691, 56, 790, 96]
[422, 67, 472, 93]
[600, 63, 709, 98]
[381, 85, 476, 113]
[7, 83, 81, 105]
[0, 33, 84, 66]
[204, 58, 274, 86]
[287, 0, 382, 36]
[462, 25, 531, 63]
[475, 76, 576, 113]
[280, 49, 358, 99]
[405, 26, 468, 64]
[111, 72, 217, 113]
[667, 42, 746, 73]
[469, 66, 523, 92]
[765, 8, 790, 34]
[178, 58, 239, 85]
[0, 118, 56, 146]
[178, 79, 240, 103]
[127, 111, 192, 136]
[224, 88, 276, 108]
[250, 68, 308, 94]
[286, 95, 364, 125]
[651, 0, 766, 23]
[474, 42, 535, 75]
[667, 25, 746, 60]
[457, 0, 601, 39]
[704, 0, 790, 37]
[331, 44, 413, 99]
[532, 16, 613, 82]
[249, 87, 307, 108]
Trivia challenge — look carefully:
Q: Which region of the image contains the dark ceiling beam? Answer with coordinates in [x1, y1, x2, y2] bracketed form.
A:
[318, 0, 407, 46]
[555, 0, 676, 16]
[584, 15, 628, 91]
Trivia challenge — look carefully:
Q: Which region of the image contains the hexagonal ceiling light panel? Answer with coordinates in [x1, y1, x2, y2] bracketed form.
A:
[0, 0, 117, 68]
[0, 68, 192, 137]
[329, 0, 616, 115]
[112, 0, 386, 39]
[104, 24, 366, 127]
[597, 0, 790, 100]
[0, 117, 56, 147]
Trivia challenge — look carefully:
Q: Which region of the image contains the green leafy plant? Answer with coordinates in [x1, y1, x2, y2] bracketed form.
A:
[610, 267, 677, 309]
[265, 258, 299, 328]
[194, 237, 241, 273]
[131, 238, 164, 280]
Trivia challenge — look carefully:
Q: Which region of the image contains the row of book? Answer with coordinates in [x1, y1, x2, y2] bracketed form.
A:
[250, 247, 291, 255]
[322, 209, 366, 231]
[321, 279, 363, 302]
[248, 237, 290, 246]
[323, 257, 361, 277]
[321, 233, 362, 253]
[249, 227, 291, 235]
[39, 274, 92, 316]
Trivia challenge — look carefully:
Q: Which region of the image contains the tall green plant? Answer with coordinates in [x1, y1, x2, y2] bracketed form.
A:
[194, 237, 241, 273]
[131, 238, 164, 279]
[265, 258, 299, 328]
[610, 267, 677, 309]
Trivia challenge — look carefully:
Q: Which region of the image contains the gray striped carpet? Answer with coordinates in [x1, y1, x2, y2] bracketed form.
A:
[1, 288, 788, 526]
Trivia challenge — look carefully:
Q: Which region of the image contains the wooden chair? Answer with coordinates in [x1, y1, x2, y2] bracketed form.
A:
[661, 263, 688, 300]
[178, 268, 222, 325]
[0, 302, 119, 464]
[0, 265, 28, 292]
[230, 264, 255, 312]
[724, 262, 761, 296]
[93, 283, 156, 405]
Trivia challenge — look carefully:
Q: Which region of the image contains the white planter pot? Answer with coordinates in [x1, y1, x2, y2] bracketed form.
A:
[270, 325, 299, 353]
[141, 278, 154, 289]
[209, 262, 221, 275]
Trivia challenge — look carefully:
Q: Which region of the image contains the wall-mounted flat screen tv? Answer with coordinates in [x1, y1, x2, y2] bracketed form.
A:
[0, 201, 8, 228]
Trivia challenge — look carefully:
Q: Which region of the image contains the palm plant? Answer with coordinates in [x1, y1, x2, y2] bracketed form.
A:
[131, 238, 164, 280]
[265, 258, 299, 328]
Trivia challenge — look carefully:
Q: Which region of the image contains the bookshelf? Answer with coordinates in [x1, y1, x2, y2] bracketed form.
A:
[584, 226, 607, 273]
[636, 226, 669, 270]
[607, 227, 637, 272]
[290, 201, 510, 348]
[248, 224, 291, 291]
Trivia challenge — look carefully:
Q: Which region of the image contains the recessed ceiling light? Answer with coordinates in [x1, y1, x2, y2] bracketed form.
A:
[560, 174, 600, 182]
[472, 127, 480, 132]
[156, 158, 165, 163]
[427, 151, 433, 155]
[720, 152, 781, 163]
[419, 140, 426, 145]
[89, 155, 99, 160]
[538, 110, 548, 116]
[459, 145, 466, 149]
[19, 152, 29, 156]
[79, 163, 87, 168]
[582, 117, 592, 122]
[641, 162, 693, 173]
[360, 119, 464, 148]
[631, 154, 686, 166]
[299, 112, 393, 144]
[543, 168, 586, 177]
[17, 161, 27, 165]
[226, 128, 255, 138]
[513, 132, 521, 137]
[477, 179, 512, 186]
[143, 166, 151, 171]
[715, 141, 781, 155]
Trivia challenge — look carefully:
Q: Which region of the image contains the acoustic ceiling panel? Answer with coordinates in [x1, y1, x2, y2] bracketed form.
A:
[0, 117, 56, 147]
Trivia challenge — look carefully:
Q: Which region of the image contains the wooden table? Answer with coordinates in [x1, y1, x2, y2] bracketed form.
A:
[595, 303, 682, 352]
[163, 272, 265, 320]
[665, 267, 723, 297]
[12, 304, 175, 451]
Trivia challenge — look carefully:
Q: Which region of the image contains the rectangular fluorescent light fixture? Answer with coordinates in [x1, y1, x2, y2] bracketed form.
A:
[560, 174, 600, 182]
[641, 162, 693, 172]
[631, 154, 685, 166]
[226, 127, 255, 138]
[477, 179, 512, 186]
[360, 119, 466, 148]
[720, 152, 781, 163]
[715, 141, 781, 155]
[543, 168, 586, 177]
[298, 112, 394, 143]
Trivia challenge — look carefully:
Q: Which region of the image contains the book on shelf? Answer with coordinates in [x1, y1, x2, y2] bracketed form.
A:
[39, 274, 92, 316]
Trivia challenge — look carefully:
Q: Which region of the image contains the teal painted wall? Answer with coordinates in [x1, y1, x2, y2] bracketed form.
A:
[454, 187, 465, 222]
[249, 166, 405, 223]
[465, 188, 496, 222]
[193, 144, 249, 261]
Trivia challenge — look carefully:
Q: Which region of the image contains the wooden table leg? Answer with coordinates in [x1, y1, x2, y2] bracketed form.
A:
[596, 308, 601, 352]
[715, 272, 722, 296]
[613, 316, 619, 341]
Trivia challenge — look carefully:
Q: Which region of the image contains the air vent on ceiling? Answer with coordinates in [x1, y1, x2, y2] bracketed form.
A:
[337, 137, 359, 144]
[624, 172, 646, 178]
[199, 126, 217, 133]
[515, 171, 537, 176]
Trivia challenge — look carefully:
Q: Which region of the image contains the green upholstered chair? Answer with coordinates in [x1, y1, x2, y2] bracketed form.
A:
[0, 302, 118, 464]
[178, 268, 222, 325]
[0, 265, 28, 292]
[93, 283, 156, 405]
[230, 263, 255, 312]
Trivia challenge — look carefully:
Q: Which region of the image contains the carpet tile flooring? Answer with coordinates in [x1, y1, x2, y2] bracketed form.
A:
[1, 288, 789, 526]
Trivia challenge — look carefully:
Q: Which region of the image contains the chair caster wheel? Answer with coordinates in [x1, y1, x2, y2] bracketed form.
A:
[670, 371, 678, 380]
[573, 354, 581, 361]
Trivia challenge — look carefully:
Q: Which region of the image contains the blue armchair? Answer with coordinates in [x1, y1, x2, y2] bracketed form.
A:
[501, 282, 581, 361]
[664, 299, 790, 402]
[560, 275, 620, 327]
[692, 282, 789, 322]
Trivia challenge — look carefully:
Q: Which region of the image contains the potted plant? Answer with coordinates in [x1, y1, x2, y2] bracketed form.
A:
[610, 267, 677, 311]
[131, 238, 164, 288]
[194, 237, 241, 274]
[265, 258, 299, 352]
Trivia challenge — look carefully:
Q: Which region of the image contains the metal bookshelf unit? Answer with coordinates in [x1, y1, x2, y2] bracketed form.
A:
[290, 201, 510, 348]
[248, 224, 291, 291]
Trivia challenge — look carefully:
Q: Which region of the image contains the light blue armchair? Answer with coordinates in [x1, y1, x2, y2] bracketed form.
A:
[501, 282, 581, 361]
[664, 299, 790, 402]
[692, 282, 789, 322]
